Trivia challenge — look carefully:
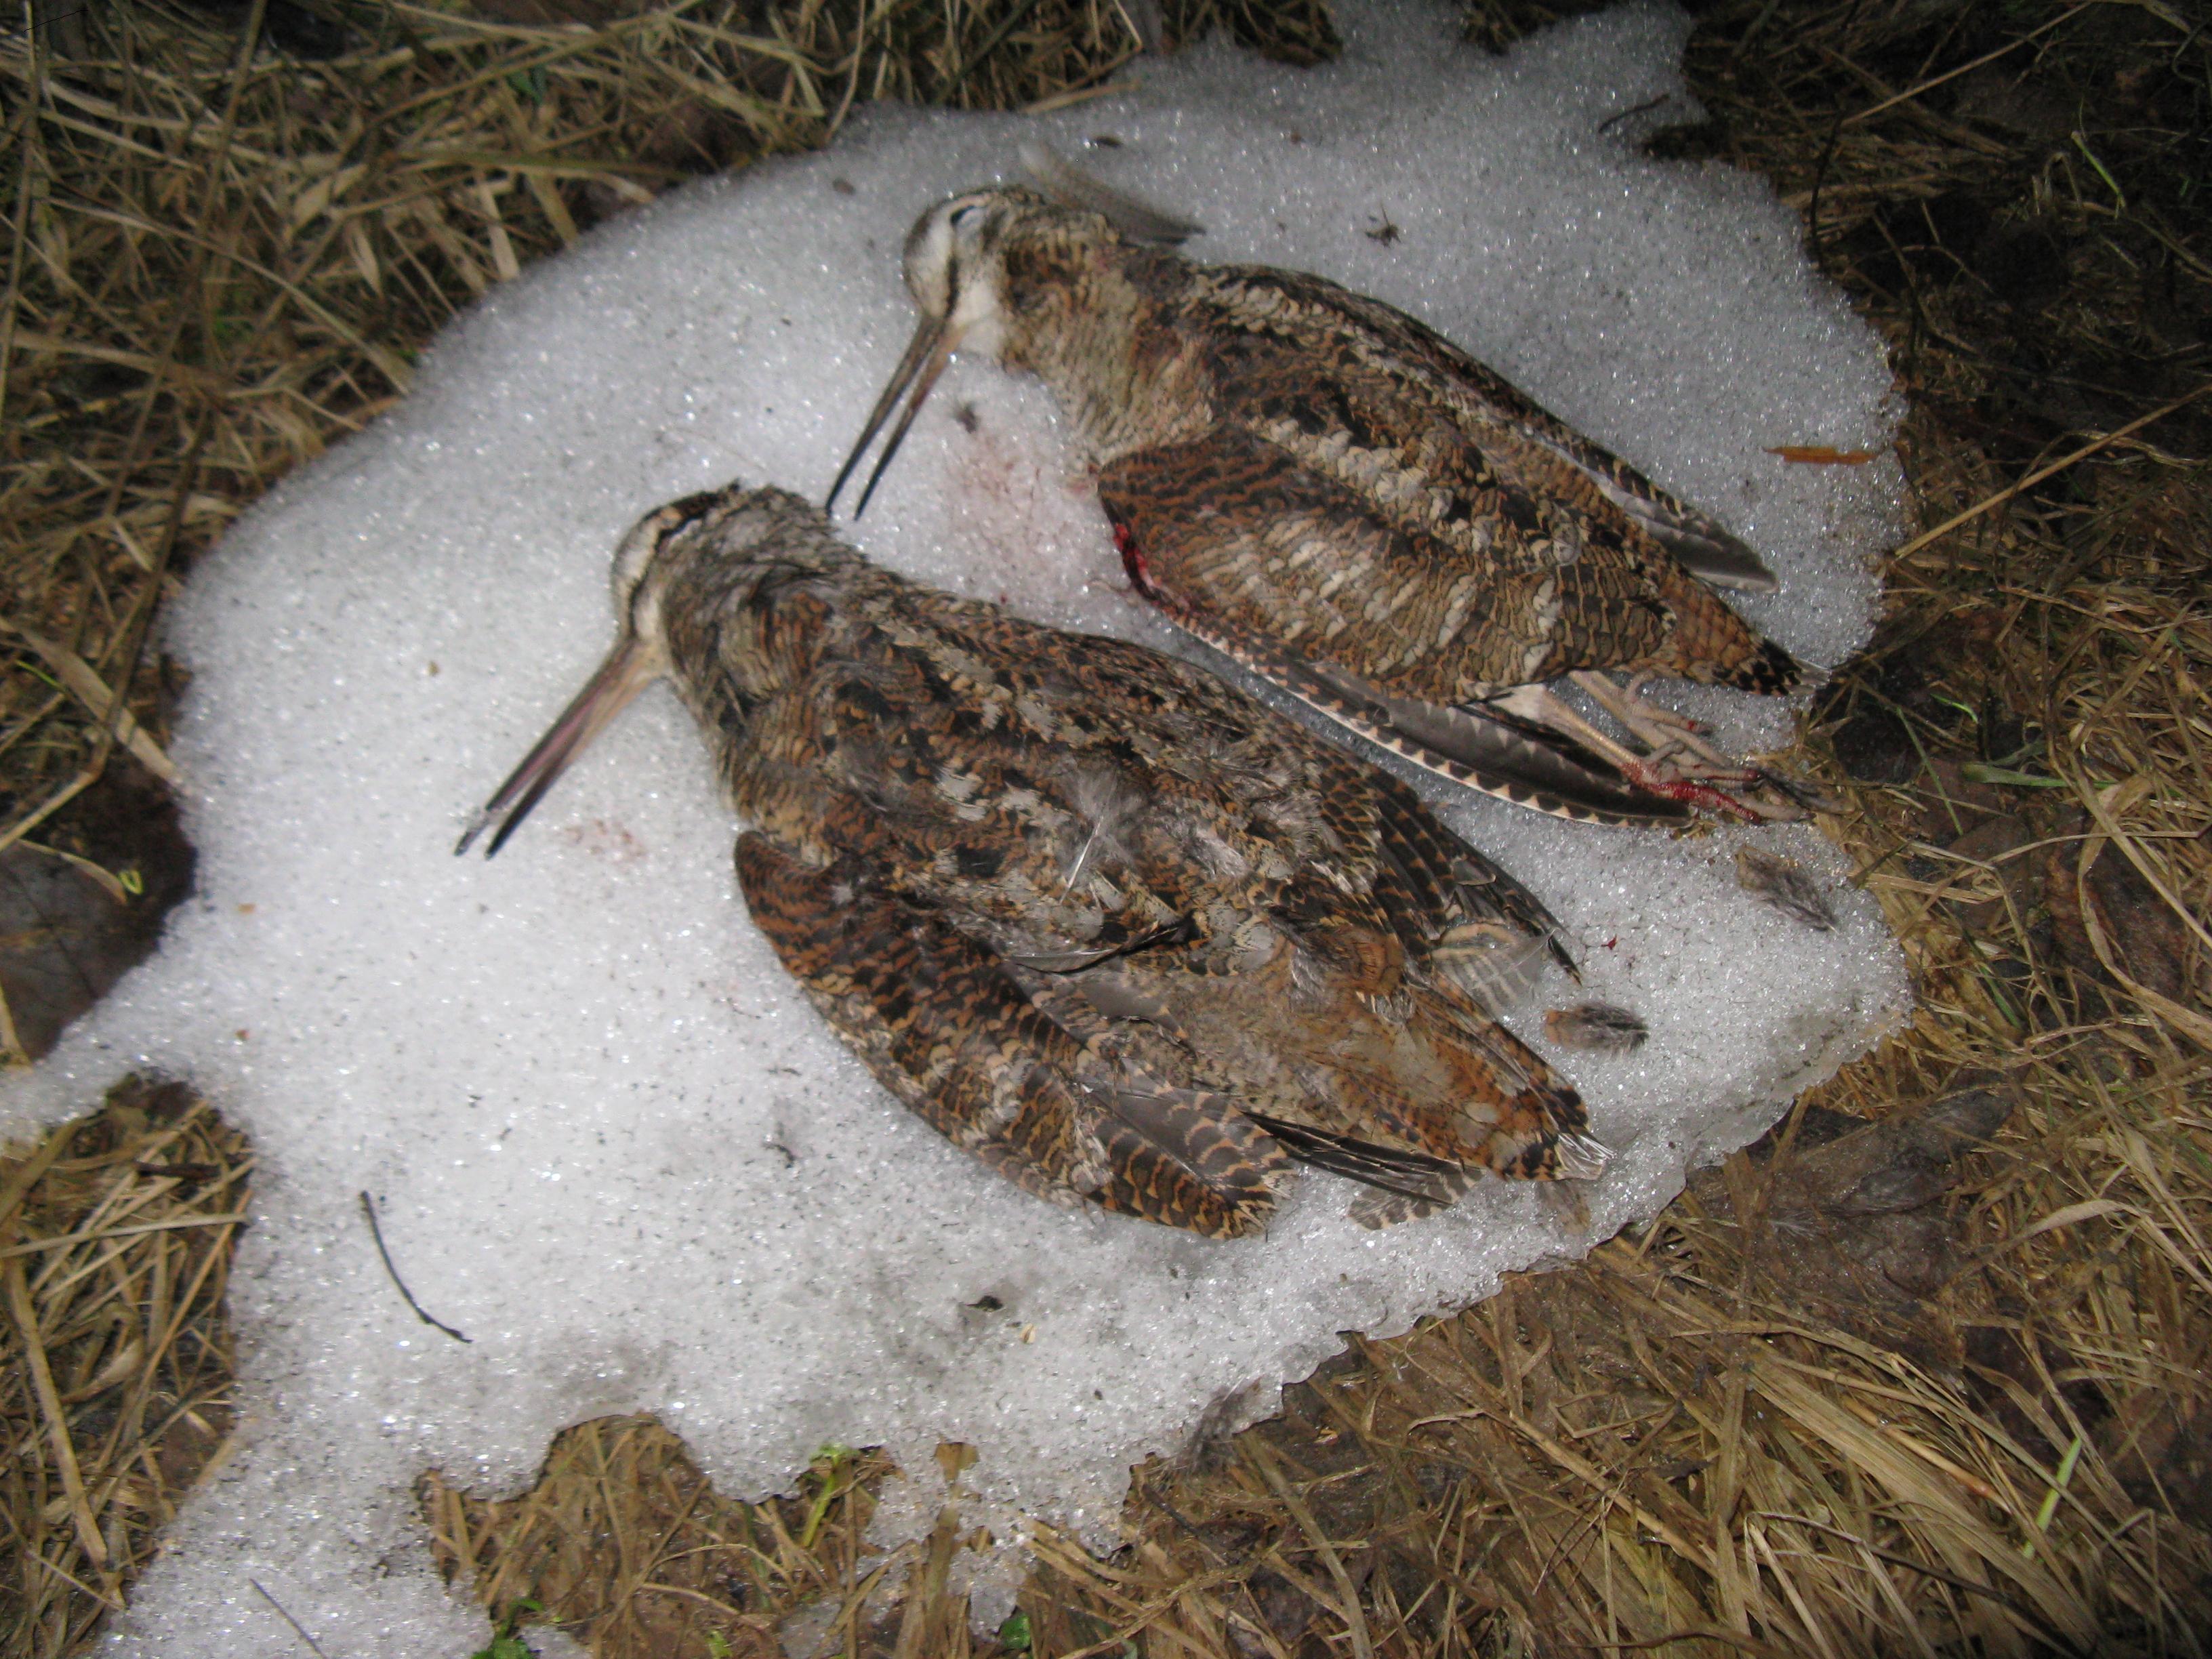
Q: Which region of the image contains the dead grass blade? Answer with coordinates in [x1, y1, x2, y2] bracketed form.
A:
[418, 1416, 897, 1658]
[0, 1078, 249, 1656]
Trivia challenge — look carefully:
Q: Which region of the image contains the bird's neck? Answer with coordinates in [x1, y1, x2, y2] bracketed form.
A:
[661, 546, 857, 736]
[996, 241, 1211, 464]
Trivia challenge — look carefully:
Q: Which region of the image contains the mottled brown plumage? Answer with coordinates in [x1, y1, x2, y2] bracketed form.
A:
[832, 180, 1818, 825]
[459, 484, 1607, 1237]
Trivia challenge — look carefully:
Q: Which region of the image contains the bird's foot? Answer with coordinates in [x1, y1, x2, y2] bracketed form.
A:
[1614, 764, 1772, 821]
[1517, 672, 1821, 823]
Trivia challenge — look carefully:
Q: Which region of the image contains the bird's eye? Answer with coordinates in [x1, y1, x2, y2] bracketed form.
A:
[949, 203, 982, 230]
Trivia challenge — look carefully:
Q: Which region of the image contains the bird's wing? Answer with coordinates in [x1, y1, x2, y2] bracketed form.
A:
[1334, 757, 1583, 998]
[1514, 423, 1780, 592]
[815, 591, 1343, 957]
[1202, 267, 1779, 592]
[1096, 446, 1692, 825]
[874, 600, 1590, 982]
[1241, 1113, 1471, 1214]
[734, 830, 1286, 1237]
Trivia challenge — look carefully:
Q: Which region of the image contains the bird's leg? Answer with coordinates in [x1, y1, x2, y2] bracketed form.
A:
[1566, 671, 1818, 823]
[1488, 681, 1802, 822]
[1621, 672, 1711, 736]
[1594, 671, 1845, 815]
[1484, 684, 1650, 777]
[1486, 681, 1754, 811]
[1570, 672, 1745, 777]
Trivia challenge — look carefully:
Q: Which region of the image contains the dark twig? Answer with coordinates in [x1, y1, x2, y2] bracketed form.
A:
[947, 0, 1046, 97]
[1839, 3, 2093, 127]
[357, 1191, 471, 1343]
[1801, 0, 1867, 278]
[249, 1577, 335, 1659]
[0, 5, 98, 48]
[1597, 92, 1670, 134]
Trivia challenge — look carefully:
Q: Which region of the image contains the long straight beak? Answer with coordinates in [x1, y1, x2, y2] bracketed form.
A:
[824, 313, 957, 519]
[455, 634, 657, 858]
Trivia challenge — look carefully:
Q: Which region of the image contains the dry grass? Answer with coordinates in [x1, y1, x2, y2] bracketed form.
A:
[3, 0, 2210, 1656]
[0, 1076, 248, 1657]
[1017, 1059, 2211, 1656]
[419, 1420, 901, 1658]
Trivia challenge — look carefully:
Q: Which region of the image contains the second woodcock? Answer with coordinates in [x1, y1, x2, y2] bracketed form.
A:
[459, 484, 1607, 1238]
[830, 163, 1822, 826]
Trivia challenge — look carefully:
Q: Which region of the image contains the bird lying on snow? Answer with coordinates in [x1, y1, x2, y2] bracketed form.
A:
[459, 484, 1610, 1237]
[830, 150, 1826, 828]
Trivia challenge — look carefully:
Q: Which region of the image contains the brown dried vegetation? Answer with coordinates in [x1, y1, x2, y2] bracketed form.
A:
[420, 1420, 900, 1659]
[0, 1078, 247, 1656]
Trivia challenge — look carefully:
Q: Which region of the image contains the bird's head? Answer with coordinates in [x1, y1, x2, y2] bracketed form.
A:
[829, 152, 1200, 518]
[457, 485, 842, 857]
[824, 186, 1056, 519]
[897, 186, 1037, 356]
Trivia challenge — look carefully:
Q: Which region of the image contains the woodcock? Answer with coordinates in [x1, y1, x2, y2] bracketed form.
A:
[458, 484, 1608, 1238]
[829, 162, 1822, 827]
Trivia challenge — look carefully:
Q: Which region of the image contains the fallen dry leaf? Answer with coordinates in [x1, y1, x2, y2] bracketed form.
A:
[1767, 444, 1879, 464]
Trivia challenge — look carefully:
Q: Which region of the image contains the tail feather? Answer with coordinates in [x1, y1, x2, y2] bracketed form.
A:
[1638, 514, 1780, 594]
[1723, 636, 1803, 695]
[737, 833, 1286, 1237]
[1244, 1113, 1468, 1210]
[1650, 558, 1803, 695]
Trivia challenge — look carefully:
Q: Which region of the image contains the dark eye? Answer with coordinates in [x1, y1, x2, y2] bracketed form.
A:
[949, 203, 981, 230]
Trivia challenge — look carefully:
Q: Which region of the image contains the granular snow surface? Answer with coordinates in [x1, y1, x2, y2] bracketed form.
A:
[2, 3, 1910, 1651]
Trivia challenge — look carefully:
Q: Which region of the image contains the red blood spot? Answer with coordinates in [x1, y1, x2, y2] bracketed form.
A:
[1112, 519, 1157, 598]
[1603, 937, 1618, 950]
